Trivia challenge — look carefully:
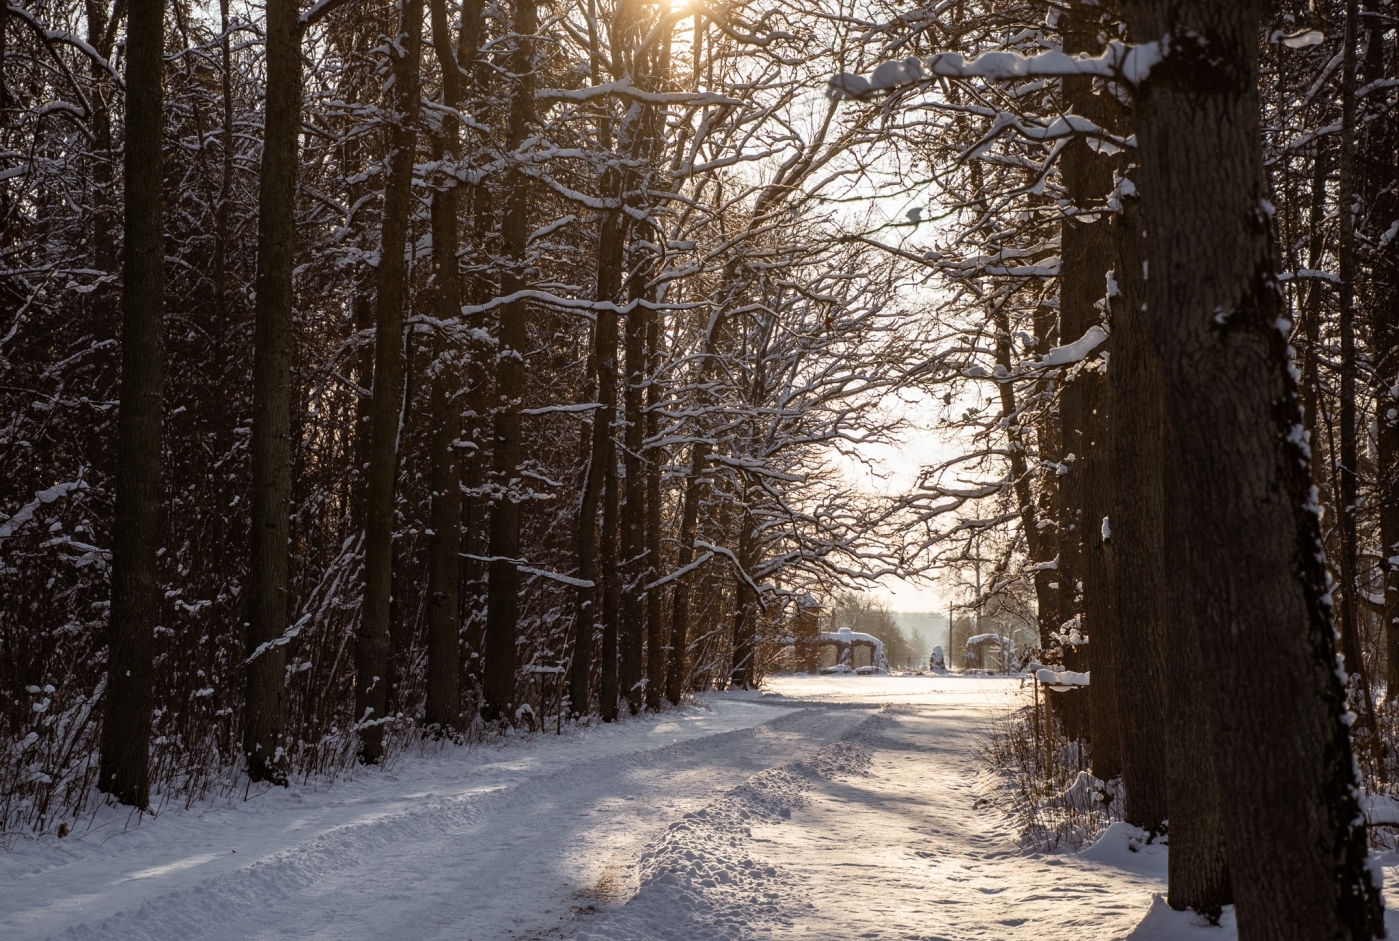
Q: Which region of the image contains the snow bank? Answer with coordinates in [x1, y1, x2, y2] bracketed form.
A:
[1079, 821, 1167, 878]
[1122, 895, 1237, 939]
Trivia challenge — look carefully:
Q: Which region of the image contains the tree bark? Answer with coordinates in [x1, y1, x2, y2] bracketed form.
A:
[600, 435, 621, 720]
[1060, 1, 1120, 777]
[480, 0, 537, 722]
[244, 0, 301, 785]
[1123, 0, 1383, 935]
[1335, 0, 1381, 765]
[644, 301, 665, 710]
[1363, 8, 1399, 705]
[621, 289, 646, 714]
[1104, 178, 1168, 834]
[1161, 457, 1232, 916]
[356, 0, 423, 762]
[664, 439, 709, 704]
[729, 506, 757, 688]
[421, 0, 473, 736]
[100, 0, 165, 808]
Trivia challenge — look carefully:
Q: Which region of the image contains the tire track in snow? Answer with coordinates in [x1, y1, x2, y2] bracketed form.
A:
[566, 711, 895, 941]
[49, 705, 874, 941]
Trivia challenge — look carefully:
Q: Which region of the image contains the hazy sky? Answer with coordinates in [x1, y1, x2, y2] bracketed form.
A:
[838, 386, 955, 614]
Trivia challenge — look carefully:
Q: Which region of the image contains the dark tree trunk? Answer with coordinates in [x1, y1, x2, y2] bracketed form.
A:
[569, 137, 626, 719]
[1298, 146, 1328, 494]
[1161, 459, 1232, 916]
[729, 507, 756, 689]
[1104, 179, 1168, 834]
[356, 0, 423, 762]
[100, 0, 165, 809]
[567, 338, 601, 716]
[1031, 301, 1063, 649]
[1365, 11, 1399, 704]
[422, 0, 470, 735]
[644, 303, 665, 711]
[480, 0, 537, 722]
[621, 294, 646, 714]
[599, 443, 621, 720]
[993, 300, 1056, 650]
[243, 0, 299, 789]
[1123, 0, 1383, 935]
[1060, 1, 1119, 777]
[665, 440, 709, 704]
[1335, 0, 1381, 765]
[85, 0, 120, 408]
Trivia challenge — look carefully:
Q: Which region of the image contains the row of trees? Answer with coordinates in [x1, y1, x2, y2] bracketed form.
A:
[1, 0, 938, 830]
[829, 0, 1394, 937]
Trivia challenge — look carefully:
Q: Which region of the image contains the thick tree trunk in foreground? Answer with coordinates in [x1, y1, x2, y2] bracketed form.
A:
[100, 0, 165, 808]
[1161, 462, 1232, 916]
[1104, 183, 1168, 834]
[480, 0, 537, 722]
[1124, 1, 1383, 935]
[357, 0, 424, 762]
[244, 0, 300, 784]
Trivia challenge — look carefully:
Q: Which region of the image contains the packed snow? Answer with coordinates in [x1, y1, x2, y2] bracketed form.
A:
[7, 675, 1399, 940]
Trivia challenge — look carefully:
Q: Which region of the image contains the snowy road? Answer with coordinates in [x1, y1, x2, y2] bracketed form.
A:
[10, 674, 1379, 940]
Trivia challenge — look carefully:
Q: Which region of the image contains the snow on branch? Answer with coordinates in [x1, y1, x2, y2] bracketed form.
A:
[827, 41, 1163, 100]
[0, 479, 89, 547]
[1034, 325, 1108, 369]
[536, 79, 743, 108]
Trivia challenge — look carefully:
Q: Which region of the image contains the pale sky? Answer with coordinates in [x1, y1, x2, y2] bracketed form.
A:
[838, 388, 955, 614]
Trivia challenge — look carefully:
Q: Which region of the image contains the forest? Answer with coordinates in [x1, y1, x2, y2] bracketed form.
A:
[1, 0, 1397, 936]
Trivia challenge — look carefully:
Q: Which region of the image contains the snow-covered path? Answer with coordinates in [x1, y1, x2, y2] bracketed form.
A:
[11, 674, 1371, 941]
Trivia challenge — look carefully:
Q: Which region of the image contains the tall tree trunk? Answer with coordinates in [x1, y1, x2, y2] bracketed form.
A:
[1365, 9, 1399, 706]
[1122, 1, 1383, 935]
[1060, 1, 1120, 777]
[1335, 0, 1381, 766]
[99, 0, 165, 808]
[1031, 301, 1063, 649]
[1299, 146, 1328, 478]
[729, 505, 757, 688]
[568, 335, 602, 716]
[665, 439, 709, 704]
[356, 0, 423, 762]
[85, 0, 119, 407]
[480, 0, 537, 721]
[599, 437, 621, 720]
[421, 0, 473, 735]
[1162, 456, 1232, 916]
[991, 305, 1057, 653]
[640, 23, 670, 712]
[243, 0, 301, 785]
[644, 302, 665, 710]
[621, 290, 646, 713]
[1104, 178, 1168, 834]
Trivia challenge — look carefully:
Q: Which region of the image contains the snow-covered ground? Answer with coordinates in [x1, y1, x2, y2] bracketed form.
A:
[5, 674, 1398, 940]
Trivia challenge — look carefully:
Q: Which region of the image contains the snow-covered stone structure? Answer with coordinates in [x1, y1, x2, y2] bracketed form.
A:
[815, 627, 889, 674]
[962, 633, 1016, 672]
